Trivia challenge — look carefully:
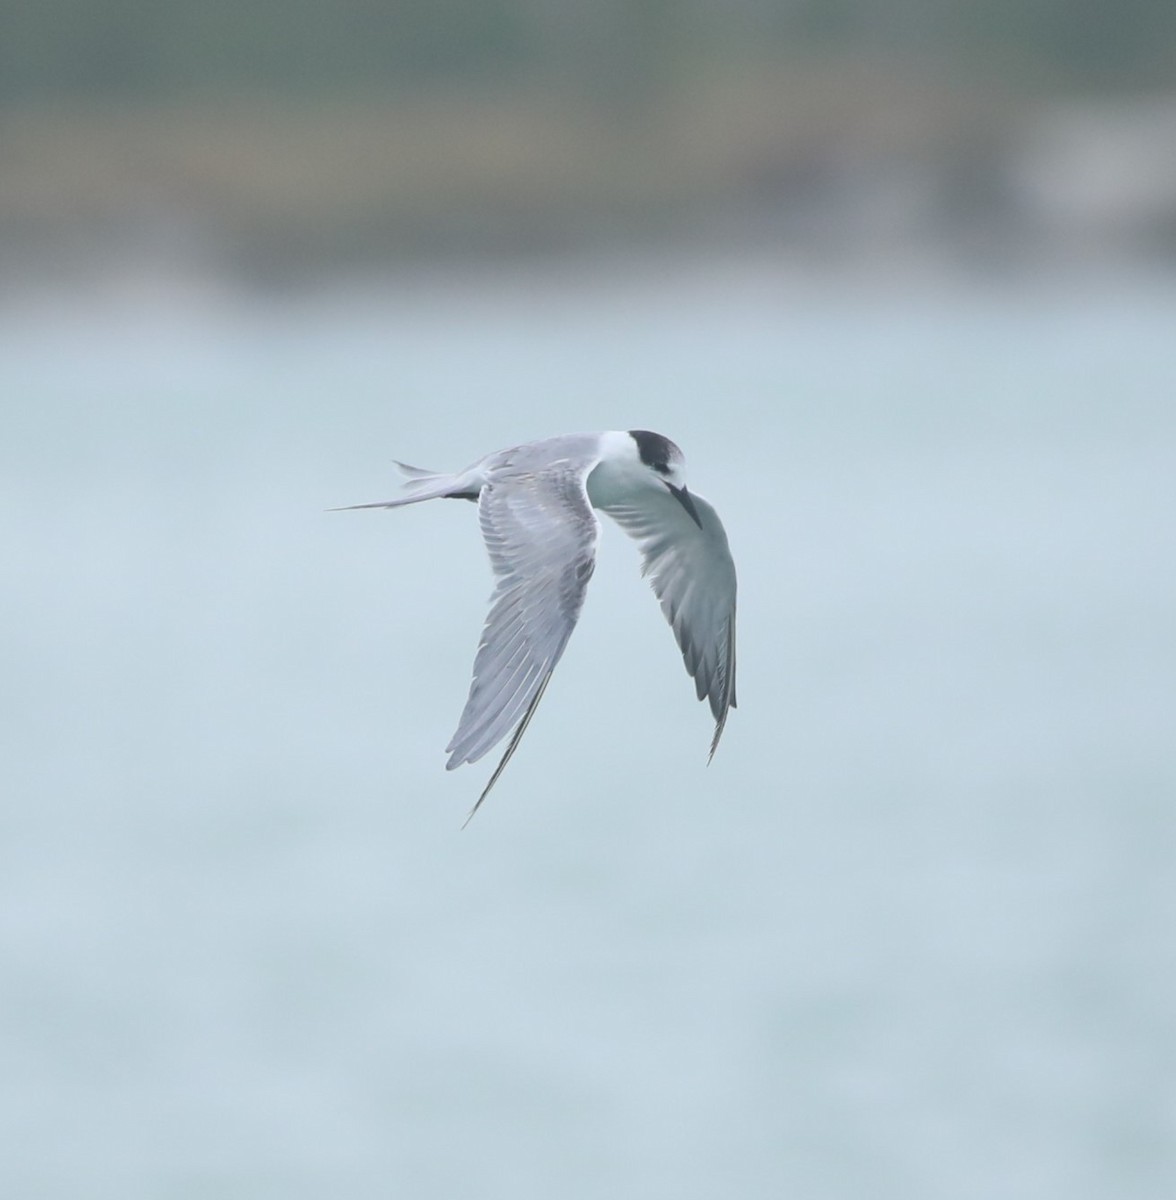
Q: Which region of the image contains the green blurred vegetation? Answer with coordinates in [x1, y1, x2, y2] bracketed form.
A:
[1, 0, 1173, 105]
[2, 2, 1173, 277]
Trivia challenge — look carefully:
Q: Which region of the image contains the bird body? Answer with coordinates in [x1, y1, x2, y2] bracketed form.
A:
[341, 430, 737, 820]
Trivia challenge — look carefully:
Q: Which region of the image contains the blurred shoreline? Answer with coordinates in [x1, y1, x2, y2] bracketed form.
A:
[3, 64, 1175, 291]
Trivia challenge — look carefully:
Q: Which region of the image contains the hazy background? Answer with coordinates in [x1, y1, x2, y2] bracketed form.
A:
[3, 0, 1176, 281]
[2, 5, 1175, 1199]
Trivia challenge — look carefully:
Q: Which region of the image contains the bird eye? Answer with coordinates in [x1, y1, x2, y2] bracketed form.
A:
[653, 461, 670, 475]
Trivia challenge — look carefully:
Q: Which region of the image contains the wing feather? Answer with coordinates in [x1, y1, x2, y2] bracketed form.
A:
[600, 488, 737, 758]
[446, 466, 599, 808]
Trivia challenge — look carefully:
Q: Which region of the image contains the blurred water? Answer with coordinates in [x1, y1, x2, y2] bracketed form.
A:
[1, 258, 1174, 1199]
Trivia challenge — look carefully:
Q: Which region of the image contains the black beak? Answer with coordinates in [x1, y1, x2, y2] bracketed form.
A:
[667, 483, 703, 529]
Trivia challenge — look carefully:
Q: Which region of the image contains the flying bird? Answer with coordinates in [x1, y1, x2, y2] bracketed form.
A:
[339, 430, 737, 821]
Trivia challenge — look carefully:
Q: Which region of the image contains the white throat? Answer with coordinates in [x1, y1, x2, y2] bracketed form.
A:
[585, 431, 652, 509]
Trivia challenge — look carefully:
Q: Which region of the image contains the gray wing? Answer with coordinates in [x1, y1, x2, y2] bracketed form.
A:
[601, 489, 737, 758]
[447, 465, 599, 819]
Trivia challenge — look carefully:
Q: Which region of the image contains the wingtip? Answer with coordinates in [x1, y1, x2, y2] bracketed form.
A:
[460, 758, 503, 827]
[706, 710, 730, 764]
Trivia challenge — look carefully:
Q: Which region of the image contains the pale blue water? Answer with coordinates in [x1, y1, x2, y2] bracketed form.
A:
[2, 259, 1174, 1198]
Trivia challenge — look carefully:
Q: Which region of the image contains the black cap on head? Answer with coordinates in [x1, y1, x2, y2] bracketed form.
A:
[628, 430, 679, 475]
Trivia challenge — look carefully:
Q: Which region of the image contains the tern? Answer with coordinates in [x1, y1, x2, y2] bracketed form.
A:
[340, 430, 737, 820]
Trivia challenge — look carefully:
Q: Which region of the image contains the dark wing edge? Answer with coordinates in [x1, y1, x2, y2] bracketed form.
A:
[448, 468, 599, 820]
[460, 673, 555, 827]
[603, 489, 737, 760]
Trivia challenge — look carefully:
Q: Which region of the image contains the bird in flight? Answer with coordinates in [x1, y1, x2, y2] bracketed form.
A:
[339, 430, 737, 821]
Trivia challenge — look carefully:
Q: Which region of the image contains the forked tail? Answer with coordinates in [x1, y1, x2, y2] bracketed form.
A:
[330, 461, 475, 510]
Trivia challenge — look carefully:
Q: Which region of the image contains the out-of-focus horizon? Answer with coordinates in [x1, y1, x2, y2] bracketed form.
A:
[3, 0, 1176, 286]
